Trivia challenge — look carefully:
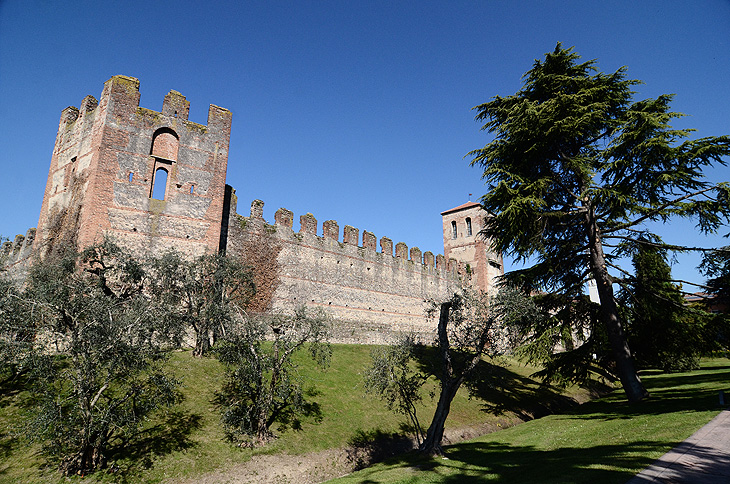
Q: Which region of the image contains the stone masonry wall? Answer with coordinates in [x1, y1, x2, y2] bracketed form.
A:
[224, 196, 462, 344]
[35, 76, 232, 259]
[9, 76, 494, 347]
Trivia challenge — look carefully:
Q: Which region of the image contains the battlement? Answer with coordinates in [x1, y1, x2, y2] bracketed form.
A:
[1, 228, 36, 279]
[221, 197, 462, 343]
[245, 199, 459, 276]
[23, 75, 499, 345]
[36, 76, 233, 259]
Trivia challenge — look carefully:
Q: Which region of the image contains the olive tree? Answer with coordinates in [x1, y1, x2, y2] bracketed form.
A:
[365, 289, 527, 456]
[147, 250, 255, 357]
[0, 271, 33, 383]
[215, 305, 331, 446]
[23, 241, 182, 475]
[364, 335, 429, 445]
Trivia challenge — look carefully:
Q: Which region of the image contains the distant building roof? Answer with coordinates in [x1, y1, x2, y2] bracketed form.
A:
[441, 201, 481, 216]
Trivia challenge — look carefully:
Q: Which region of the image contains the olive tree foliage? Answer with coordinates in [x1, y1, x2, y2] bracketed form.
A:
[147, 250, 255, 357]
[22, 240, 183, 475]
[366, 289, 527, 455]
[469, 44, 730, 402]
[364, 335, 429, 445]
[0, 271, 33, 383]
[214, 305, 331, 446]
[420, 289, 528, 455]
[1, 236, 32, 382]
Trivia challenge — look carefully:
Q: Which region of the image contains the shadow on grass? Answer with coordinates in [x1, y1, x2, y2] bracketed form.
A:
[281, 385, 325, 431]
[410, 344, 612, 422]
[347, 427, 415, 471]
[562, 366, 730, 421]
[438, 440, 671, 483]
[105, 409, 203, 479]
[346, 439, 687, 484]
[468, 362, 614, 421]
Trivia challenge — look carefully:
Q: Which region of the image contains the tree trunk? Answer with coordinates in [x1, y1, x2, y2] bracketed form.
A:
[586, 212, 649, 403]
[420, 378, 460, 455]
[61, 441, 105, 475]
[193, 323, 211, 357]
[420, 302, 462, 455]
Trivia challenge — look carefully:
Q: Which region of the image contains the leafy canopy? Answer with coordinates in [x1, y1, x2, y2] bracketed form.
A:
[471, 43, 730, 295]
[22, 241, 182, 475]
[469, 44, 730, 398]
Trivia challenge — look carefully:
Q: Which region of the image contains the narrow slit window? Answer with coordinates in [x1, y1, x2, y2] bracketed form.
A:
[151, 168, 168, 200]
[466, 217, 472, 236]
[451, 221, 457, 239]
[190, 184, 195, 194]
[128, 172, 134, 182]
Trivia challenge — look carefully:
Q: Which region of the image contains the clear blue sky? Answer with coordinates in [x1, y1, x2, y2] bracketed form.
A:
[1, 1, 728, 287]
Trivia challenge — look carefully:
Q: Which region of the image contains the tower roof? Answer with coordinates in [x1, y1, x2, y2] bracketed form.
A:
[441, 201, 481, 216]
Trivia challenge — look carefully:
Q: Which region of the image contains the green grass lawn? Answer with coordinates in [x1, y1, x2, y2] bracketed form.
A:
[0, 344, 596, 483]
[327, 359, 730, 484]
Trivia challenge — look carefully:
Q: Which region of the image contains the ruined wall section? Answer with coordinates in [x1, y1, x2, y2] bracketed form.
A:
[225, 197, 462, 344]
[35, 76, 232, 259]
[1, 228, 36, 280]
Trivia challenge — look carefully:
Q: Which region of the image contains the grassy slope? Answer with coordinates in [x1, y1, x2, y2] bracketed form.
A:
[0, 344, 595, 484]
[328, 359, 730, 484]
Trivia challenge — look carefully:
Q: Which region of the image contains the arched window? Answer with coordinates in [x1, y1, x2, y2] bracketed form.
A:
[150, 128, 179, 160]
[466, 217, 472, 236]
[451, 221, 457, 239]
[151, 168, 168, 200]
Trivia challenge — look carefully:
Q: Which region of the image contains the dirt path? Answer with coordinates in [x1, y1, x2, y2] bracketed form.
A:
[168, 389, 606, 484]
[168, 420, 515, 484]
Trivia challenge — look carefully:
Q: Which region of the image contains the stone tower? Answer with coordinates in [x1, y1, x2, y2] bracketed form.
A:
[441, 201, 503, 294]
[35, 75, 232, 257]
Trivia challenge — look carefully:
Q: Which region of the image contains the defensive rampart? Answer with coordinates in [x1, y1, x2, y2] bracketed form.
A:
[224, 195, 462, 343]
[1, 228, 36, 279]
[2, 76, 494, 345]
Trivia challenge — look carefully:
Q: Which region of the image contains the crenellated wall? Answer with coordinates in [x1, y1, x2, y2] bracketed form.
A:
[1, 228, 36, 280]
[223, 195, 462, 343]
[34, 75, 231, 259]
[5, 76, 504, 346]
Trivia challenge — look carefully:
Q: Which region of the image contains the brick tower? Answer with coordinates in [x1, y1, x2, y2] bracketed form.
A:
[441, 201, 503, 294]
[35, 76, 232, 257]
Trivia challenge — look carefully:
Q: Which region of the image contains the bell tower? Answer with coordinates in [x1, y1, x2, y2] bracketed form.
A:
[441, 201, 503, 294]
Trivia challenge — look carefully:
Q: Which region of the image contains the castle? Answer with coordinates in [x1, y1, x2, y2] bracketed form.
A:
[2, 76, 503, 343]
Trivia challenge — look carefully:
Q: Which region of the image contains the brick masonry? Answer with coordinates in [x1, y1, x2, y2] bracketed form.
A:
[4, 76, 504, 343]
[223, 197, 466, 343]
[33, 75, 231, 259]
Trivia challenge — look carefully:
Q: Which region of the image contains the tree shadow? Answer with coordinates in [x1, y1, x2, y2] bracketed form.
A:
[104, 409, 203, 479]
[562, 366, 730, 421]
[467, 361, 613, 421]
[0, 370, 29, 408]
[346, 439, 688, 484]
[410, 344, 610, 422]
[346, 427, 415, 471]
[436, 440, 672, 483]
[275, 385, 325, 432]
